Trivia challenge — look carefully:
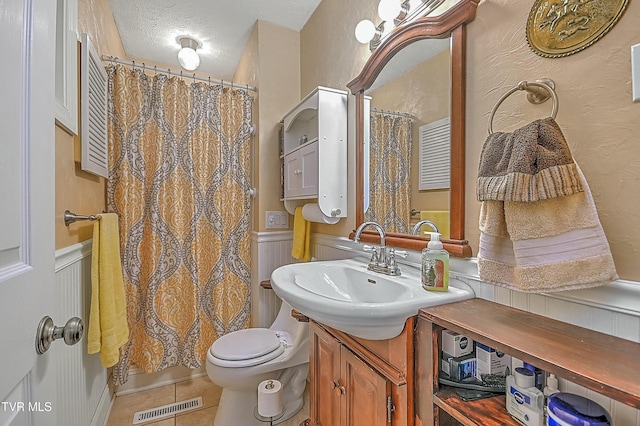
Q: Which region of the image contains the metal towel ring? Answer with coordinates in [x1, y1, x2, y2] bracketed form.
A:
[488, 79, 558, 134]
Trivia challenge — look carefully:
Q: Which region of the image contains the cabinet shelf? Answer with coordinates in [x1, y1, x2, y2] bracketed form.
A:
[284, 136, 319, 156]
[416, 298, 640, 425]
[434, 387, 519, 426]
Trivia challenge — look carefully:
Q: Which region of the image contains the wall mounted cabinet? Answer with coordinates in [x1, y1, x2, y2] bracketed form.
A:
[54, 0, 78, 135]
[281, 87, 348, 219]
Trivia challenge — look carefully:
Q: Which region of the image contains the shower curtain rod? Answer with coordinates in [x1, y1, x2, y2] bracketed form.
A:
[102, 55, 258, 93]
[371, 107, 415, 120]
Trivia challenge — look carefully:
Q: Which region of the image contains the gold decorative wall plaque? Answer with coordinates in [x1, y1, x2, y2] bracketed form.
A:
[526, 0, 629, 58]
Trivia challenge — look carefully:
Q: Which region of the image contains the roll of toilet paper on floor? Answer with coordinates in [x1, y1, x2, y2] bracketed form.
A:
[302, 203, 340, 224]
[257, 379, 283, 418]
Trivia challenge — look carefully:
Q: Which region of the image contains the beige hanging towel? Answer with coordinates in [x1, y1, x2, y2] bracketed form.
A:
[477, 119, 616, 292]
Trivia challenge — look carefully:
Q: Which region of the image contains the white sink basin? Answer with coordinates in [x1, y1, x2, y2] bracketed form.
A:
[270, 258, 474, 340]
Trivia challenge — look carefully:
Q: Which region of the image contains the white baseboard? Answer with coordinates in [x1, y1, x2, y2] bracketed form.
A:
[93, 382, 113, 426]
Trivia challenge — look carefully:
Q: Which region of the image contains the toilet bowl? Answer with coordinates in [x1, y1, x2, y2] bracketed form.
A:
[206, 300, 309, 426]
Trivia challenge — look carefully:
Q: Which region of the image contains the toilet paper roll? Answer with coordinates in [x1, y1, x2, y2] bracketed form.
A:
[257, 379, 283, 418]
[302, 203, 340, 224]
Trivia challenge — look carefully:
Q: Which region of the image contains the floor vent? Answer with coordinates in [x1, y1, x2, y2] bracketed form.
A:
[132, 397, 203, 424]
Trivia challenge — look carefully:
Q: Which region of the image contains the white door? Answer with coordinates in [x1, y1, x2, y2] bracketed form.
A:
[0, 0, 58, 425]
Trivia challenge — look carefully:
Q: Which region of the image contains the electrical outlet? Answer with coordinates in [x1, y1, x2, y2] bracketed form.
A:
[265, 211, 289, 229]
[633, 43, 640, 102]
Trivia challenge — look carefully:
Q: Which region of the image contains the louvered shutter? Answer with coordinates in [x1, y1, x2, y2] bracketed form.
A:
[418, 117, 450, 190]
[80, 33, 108, 177]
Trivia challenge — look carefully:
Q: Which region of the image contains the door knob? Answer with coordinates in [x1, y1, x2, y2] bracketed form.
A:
[35, 316, 84, 354]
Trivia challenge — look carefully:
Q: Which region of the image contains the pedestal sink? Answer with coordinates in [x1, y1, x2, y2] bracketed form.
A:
[270, 257, 474, 340]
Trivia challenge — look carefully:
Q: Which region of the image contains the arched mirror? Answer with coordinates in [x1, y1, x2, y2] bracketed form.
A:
[347, 0, 478, 257]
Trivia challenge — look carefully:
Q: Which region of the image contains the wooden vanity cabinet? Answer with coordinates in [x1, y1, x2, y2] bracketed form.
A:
[416, 298, 640, 426]
[309, 319, 415, 426]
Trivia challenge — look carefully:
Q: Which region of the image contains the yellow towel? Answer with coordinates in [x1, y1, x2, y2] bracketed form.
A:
[291, 207, 311, 261]
[419, 211, 450, 239]
[87, 213, 129, 368]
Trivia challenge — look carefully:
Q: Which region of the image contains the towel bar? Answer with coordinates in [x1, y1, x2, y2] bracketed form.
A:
[64, 210, 102, 226]
[488, 78, 558, 134]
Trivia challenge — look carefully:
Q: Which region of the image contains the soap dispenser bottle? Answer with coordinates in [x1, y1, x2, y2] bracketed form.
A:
[421, 232, 449, 291]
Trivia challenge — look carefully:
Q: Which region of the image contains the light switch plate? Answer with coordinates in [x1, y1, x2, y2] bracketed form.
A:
[266, 211, 289, 229]
[633, 43, 640, 102]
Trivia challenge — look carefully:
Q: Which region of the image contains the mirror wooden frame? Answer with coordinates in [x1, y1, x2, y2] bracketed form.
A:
[347, 0, 479, 257]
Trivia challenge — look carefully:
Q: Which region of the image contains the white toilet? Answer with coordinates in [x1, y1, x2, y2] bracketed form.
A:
[206, 300, 309, 426]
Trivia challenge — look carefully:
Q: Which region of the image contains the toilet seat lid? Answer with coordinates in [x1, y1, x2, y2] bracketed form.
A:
[210, 328, 281, 361]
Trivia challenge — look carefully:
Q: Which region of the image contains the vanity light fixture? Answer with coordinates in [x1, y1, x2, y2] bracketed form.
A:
[355, 0, 446, 51]
[177, 37, 201, 71]
[355, 19, 381, 44]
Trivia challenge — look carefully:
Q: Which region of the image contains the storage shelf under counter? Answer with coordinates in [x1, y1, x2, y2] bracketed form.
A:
[415, 298, 640, 426]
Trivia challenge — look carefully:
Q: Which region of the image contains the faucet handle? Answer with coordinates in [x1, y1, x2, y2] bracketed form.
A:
[363, 245, 380, 266]
[390, 249, 408, 258]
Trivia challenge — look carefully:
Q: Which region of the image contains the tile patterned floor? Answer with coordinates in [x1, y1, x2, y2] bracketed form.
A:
[105, 376, 310, 426]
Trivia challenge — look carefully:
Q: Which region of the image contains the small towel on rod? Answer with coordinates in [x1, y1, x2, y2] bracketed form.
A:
[477, 117, 583, 202]
[291, 207, 311, 262]
[87, 213, 129, 367]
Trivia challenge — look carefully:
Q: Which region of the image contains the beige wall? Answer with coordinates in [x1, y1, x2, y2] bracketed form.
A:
[300, 0, 376, 237]
[300, 0, 640, 281]
[55, 0, 125, 249]
[251, 22, 301, 232]
[465, 1, 640, 280]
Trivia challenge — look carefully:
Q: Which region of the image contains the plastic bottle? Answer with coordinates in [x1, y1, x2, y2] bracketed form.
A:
[421, 232, 449, 291]
[543, 373, 559, 397]
[543, 373, 559, 424]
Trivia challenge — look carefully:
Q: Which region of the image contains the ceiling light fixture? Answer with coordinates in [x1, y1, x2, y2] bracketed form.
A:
[177, 37, 201, 71]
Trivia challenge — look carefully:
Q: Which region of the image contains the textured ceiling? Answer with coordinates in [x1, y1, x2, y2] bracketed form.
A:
[109, 0, 322, 79]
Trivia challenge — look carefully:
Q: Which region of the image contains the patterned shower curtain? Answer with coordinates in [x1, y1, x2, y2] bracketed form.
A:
[365, 112, 413, 233]
[106, 65, 253, 384]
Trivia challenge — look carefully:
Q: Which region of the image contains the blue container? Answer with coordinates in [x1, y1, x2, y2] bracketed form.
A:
[547, 393, 611, 426]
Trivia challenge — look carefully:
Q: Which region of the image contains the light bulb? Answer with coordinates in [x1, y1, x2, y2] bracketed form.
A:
[177, 37, 201, 71]
[178, 47, 200, 71]
[355, 20, 376, 44]
[378, 0, 401, 23]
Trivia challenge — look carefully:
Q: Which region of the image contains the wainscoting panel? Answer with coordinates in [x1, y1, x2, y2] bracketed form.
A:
[54, 241, 110, 426]
[311, 233, 640, 424]
[252, 231, 295, 328]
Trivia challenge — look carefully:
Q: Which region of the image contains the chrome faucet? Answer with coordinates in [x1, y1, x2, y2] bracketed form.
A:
[354, 221, 407, 276]
[411, 219, 439, 236]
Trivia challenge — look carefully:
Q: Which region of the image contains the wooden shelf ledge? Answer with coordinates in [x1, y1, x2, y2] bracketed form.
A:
[260, 280, 272, 289]
[420, 298, 640, 410]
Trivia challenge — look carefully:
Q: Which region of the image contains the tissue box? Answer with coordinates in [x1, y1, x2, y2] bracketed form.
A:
[441, 353, 476, 382]
[475, 342, 511, 380]
[441, 329, 474, 357]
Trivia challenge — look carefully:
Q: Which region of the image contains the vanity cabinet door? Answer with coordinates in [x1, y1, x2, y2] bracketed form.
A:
[310, 322, 341, 426]
[341, 347, 390, 426]
[310, 322, 395, 426]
